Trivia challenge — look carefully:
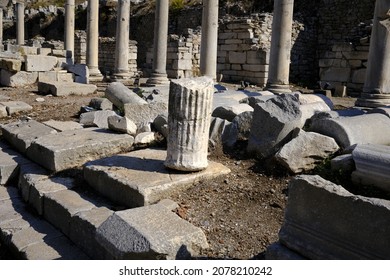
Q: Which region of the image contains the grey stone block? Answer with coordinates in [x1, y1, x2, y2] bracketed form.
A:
[43, 189, 97, 236]
[92, 110, 119, 129]
[352, 144, 390, 193]
[275, 129, 339, 173]
[247, 94, 302, 158]
[89, 97, 113, 111]
[222, 111, 253, 147]
[212, 103, 253, 122]
[96, 200, 209, 259]
[0, 142, 30, 185]
[0, 69, 38, 87]
[43, 120, 83, 132]
[84, 149, 230, 208]
[124, 103, 168, 128]
[25, 55, 57, 72]
[309, 113, 390, 148]
[279, 175, 390, 259]
[26, 128, 134, 172]
[0, 101, 33, 115]
[70, 207, 114, 259]
[108, 115, 137, 136]
[38, 81, 97, 96]
[0, 120, 57, 153]
[18, 162, 49, 203]
[29, 177, 75, 215]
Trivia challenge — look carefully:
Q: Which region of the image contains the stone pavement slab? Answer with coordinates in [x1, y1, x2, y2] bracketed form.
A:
[0, 120, 57, 153]
[96, 199, 209, 259]
[0, 101, 33, 115]
[26, 127, 134, 172]
[38, 81, 97, 96]
[84, 148, 230, 208]
[43, 120, 83, 132]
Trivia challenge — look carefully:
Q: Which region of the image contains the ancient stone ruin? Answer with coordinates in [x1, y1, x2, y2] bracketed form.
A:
[0, 0, 390, 261]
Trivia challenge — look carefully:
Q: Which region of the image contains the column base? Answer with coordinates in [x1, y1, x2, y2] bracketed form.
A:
[110, 72, 133, 83]
[355, 93, 390, 108]
[265, 83, 292, 94]
[88, 67, 103, 82]
[146, 73, 170, 86]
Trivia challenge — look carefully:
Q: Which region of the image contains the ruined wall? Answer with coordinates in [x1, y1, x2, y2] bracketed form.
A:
[74, 31, 138, 77]
[316, 0, 375, 95]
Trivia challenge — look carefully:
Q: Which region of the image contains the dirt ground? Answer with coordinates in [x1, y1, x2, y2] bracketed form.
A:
[0, 82, 356, 260]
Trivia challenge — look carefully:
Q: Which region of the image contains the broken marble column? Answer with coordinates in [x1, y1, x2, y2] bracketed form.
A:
[86, 0, 102, 80]
[112, 0, 131, 80]
[356, 0, 390, 107]
[146, 0, 170, 85]
[352, 144, 390, 193]
[266, 0, 294, 93]
[16, 1, 25, 46]
[165, 77, 214, 171]
[64, 0, 75, 62]
[200, 0, 219, 79]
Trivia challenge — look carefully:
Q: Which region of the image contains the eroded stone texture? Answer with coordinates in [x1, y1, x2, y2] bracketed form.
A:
[165, 77, 214, 171]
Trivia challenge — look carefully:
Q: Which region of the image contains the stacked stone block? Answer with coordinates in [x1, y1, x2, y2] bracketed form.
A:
[217, 16, 272, 86]
[75, 31, 138, 78]
[146, 29, 201, 79]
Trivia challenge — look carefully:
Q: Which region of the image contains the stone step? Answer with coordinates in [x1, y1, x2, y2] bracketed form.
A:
[17, 162, 115, 259]
[0, 141, 31, 185]
[0, 185, 89, 260]
[25, 127, 134, 172]
[84, 148, 231, 208]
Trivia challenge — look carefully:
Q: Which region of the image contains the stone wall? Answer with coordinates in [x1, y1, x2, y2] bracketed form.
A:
[74, 30, 138, 77]
[316, 0, 375, 95]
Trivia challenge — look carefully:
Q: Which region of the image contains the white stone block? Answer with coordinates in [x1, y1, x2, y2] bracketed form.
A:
[25, 55, 58, 72]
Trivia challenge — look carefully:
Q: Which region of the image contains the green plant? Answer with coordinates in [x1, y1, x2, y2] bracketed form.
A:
[170, 0, 186, 12]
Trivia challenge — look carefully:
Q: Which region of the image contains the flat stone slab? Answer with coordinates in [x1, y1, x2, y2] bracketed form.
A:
[0, 101, 33, 115]
[84, 149, 231, 208]
[43, 120, 83, 132]
[26, 128, 134, 172]
[38, 81, 97, 96]
[279, 175, 390, 259]
[96, 199, 209, 259]
[0, 120, 57, 153]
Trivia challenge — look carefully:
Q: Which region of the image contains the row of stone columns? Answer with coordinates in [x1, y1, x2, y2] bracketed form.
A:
[6, 0, 389, 107]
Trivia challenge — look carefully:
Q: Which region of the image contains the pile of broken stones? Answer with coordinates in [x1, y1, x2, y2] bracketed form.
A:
[1, 77, 390, 259]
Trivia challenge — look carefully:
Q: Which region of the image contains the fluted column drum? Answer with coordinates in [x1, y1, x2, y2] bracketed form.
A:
[165, 77, 214, 171]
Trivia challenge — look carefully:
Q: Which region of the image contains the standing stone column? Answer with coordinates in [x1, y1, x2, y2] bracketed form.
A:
[65, 0, 75, 62]
[200, 0, 219, 80]
[266, 0, 294, 93]
[165, 77, 214, 171]
[16, 1, 25, 46]
[87, 0, 102, 80]
[112, 0, 131, 81]
[356, 0, 390, 107]
[146, 0, 170, 85]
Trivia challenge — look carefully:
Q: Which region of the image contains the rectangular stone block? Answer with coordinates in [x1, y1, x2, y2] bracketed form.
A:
[279, 175, 390, 259]
[38, 81, 97, 96]
[0, 142, 30, 185]
[29, 177, 75, 215]
[352, 68, 367, 84]
[84, 149, 230, 208]
[70, 207, 113, 259]
[0, 104, 8, 117]
[19, 46, 38, 55]
[38, 48, 52, 56]
[342, 51, 368, 60]
[218, 32, 237, 40]
[0, 69, 38, 87]
[247, 50, 269, 65]
[0, 101, 33, 115]
[0, 120, 57, 153]
[26, 127, 134, 172]
[229, 51, 246, 64]
[0, 58, 22, 72]
[43, 189, 97, 236]
[18, 162, 49, 203]
[25, 55, 58, 72]
[242, 64, 269, 72]
[172, 59, 192, 70]
[320, 67, 351, 82]
[221, 44, 239, 51]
